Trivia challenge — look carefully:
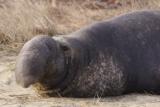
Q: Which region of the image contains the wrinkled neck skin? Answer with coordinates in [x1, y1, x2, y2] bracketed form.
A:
[38, 22, 114, 96]
[38, 42, 67, 89]
[37, 37, 84, 93]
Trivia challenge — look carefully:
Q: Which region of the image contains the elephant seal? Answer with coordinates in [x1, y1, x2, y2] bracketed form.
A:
[15, 10, 160, 97]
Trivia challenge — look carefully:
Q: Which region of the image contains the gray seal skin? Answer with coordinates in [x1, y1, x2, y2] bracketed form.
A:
[16, 10, 160, 97]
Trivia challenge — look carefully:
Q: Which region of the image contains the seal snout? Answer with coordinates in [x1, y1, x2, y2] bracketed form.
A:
[15, 68, 39, 88]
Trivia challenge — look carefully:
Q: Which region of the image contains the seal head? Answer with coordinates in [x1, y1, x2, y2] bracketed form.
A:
[15, 36, 60, 88]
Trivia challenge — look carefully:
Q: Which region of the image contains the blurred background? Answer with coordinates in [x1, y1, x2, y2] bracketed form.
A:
[0, 0, 160, 52]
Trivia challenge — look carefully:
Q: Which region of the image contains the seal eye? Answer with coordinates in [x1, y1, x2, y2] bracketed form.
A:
[61, 44, 69, 51]
[59, 42, 71, 58]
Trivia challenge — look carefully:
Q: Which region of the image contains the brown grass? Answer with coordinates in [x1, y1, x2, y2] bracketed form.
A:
[0, 0, 160, 50]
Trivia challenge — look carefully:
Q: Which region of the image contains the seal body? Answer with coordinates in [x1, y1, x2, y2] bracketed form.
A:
[16, 10, 160, 97]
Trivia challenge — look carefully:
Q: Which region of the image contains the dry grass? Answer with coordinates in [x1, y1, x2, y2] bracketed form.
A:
[0, 0, 160, 50]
